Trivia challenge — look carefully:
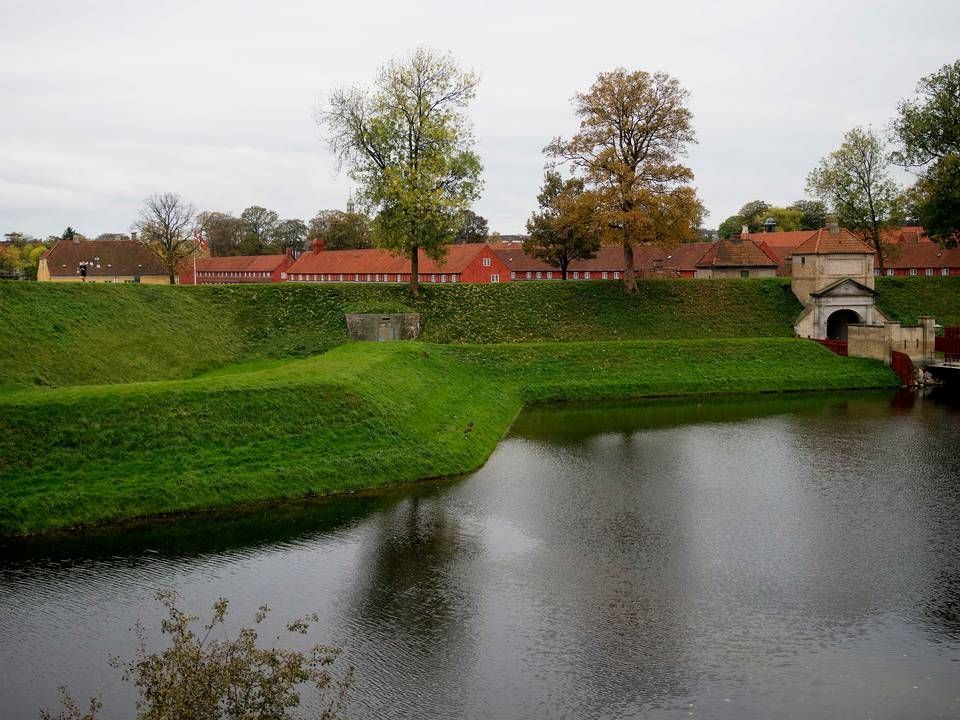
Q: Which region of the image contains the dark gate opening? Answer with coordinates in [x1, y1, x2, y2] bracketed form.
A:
[826, 309, 862, 341]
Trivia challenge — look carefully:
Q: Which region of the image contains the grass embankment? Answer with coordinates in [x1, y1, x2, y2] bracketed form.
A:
[876, 276, 960, 326]
[0, 339, 897, 536]
[0, 280, 804, 389]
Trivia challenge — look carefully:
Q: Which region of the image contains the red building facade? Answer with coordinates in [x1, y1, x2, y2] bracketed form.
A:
[180, 249, 295, 285]
[283, 242, 511, 284]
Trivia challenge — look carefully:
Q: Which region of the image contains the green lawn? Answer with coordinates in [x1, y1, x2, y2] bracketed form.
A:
[0, 338, 897, 536]
[0, 280, 805, 389]
[876, 276, 960, 326]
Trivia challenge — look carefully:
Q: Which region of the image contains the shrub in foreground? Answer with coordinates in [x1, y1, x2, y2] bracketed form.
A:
[41, 592, 352, 720]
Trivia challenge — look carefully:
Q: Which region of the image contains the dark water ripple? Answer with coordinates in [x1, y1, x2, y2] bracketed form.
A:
[2, 390, 960, 719]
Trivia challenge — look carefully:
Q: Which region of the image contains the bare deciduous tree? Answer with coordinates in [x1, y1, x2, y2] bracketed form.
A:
[135, 193, 197, 283]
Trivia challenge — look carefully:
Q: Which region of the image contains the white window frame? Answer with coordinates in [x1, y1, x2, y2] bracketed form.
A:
[573, 271, 580, 279]
[490, 274, 500, 283]
[510, 271, 516, 279]
[910, 268, 917, 276]
[886, 268, 895, 276]
[451, 275, 457, 283]
[942, 268, 950, 276]
[926, 268, 933, 276]
[527, 271, 533, 279]
[546, 272, 552, 279]
[584, 271, 591, 279]
[536, 271, 542, 279]
[613, 271, 620, 279]
[482, 257, 492, 267]
[602, 271, 608, 279]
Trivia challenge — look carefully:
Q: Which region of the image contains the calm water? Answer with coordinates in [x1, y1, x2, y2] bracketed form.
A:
[2, 391, 960, 719]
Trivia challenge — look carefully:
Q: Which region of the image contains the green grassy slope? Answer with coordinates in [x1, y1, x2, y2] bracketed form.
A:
[0, 339, 897, 536]
[0, 283, 244, 390]
[4, 277, 955, 391]
[0, 280, 804, 389]
[876, 276, 960, 326]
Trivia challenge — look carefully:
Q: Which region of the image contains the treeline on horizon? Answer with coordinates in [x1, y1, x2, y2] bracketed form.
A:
[4, 52, 957, 291]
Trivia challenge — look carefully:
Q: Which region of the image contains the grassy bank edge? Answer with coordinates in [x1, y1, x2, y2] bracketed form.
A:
[1, 339, 899, 537]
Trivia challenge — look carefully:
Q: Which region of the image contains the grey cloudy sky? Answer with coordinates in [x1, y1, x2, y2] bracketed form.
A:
[2, 0, 958, 238]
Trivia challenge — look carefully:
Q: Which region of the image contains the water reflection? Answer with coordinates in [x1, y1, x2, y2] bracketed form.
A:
[2, 390, 960, 719]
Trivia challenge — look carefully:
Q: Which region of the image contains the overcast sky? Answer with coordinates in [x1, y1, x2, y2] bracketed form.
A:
[2, 0, 958, 238]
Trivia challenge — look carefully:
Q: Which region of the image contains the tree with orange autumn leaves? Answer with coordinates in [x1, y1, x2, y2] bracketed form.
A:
[546, 69, 704, 292]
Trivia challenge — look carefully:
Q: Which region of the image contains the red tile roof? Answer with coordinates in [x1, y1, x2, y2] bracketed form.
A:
[287, 243, 491, 275]
[196, 254, 291, 273]
[695, 238, 780, 268]
[41, 239, 166, 277]
[660, 242, 714, 272]
[793, 228, 875, 255]
[880, 243, 960, 269]
[493, 241, 716, 274]
[744, 230, 817, 248]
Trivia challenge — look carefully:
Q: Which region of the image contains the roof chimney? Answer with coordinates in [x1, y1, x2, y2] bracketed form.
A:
[285, 246, 293, 258]
[313, 238, 325, 254]
[827, 216, 840, 235]
[739, 224, 749, 243]
[130, 231, 137, 242]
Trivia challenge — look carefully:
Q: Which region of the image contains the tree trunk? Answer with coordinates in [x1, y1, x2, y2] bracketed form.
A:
[871, 229, 884, 270]
[560, 259, 568, 280]
[622, 241, 637, 293]
[409, 245, 420, 297]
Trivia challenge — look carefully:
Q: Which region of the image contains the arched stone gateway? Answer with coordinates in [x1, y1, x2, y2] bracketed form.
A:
[826, 309, 862, 341]
[793, 277, 883, 340]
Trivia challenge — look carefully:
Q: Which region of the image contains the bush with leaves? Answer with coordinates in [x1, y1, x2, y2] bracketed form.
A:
[41, 591, 351, 720]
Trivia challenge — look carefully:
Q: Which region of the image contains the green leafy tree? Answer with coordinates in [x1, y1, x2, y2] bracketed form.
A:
[455, 209, 489, 244]
[910, 153, 960, 246]
[320, 47, 482, 295]
[736, 200, 770, 232]
[806, 126, 905, 266]
[61, 227, 77, 242]
[308, 209, 373, 250]
[546, 68, 701, 292]
[197, 212, 243, 257]
[41, 592, 351, 720]
[239, 206, 280, 255]
[3, 231, 34, 246]
[524, 171, 601, 279]
[892, 60, 960, 244]
[0, 245, 19, 277]
[891, 59, 960, 168]
[134, 193, 197, 283]
[718, 214, 745, 239]
[273, 218, 308, 253]
[761, 207, 802, 232]
[789, 199, 828, 230]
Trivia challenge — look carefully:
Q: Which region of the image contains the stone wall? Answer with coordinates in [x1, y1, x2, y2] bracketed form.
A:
[791, 253, 875, 306]
[344, 313, 421, 342]
[847, 317, 937, 365]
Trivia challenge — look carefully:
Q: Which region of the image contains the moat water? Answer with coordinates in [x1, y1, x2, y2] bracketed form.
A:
[2, 391, 960, 719]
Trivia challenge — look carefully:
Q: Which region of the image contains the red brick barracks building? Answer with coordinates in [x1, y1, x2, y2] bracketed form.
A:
[164, 226, 959, 287]
[283, 241, 510, 284]
[179, 249, 295, 285]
